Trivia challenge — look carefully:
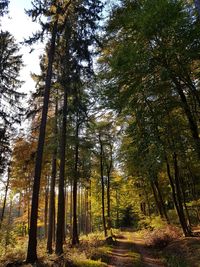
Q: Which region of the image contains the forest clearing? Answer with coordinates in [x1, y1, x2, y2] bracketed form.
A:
[1, 0, 200, 266]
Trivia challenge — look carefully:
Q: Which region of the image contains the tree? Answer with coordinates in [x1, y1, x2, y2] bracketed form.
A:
[25, 0, 72, 262]
[47, 100, 58, 254]
[101, 0, 200, 158]
[0, 29, 24, 173]
[0, 0, 9, 17]
[194, 0, 200, 16]
[98, 0, 200, 236]
[55, 24, 70, 254]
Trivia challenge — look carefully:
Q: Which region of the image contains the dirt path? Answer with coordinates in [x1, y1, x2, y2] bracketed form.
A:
[107, 233, 166, 267]
[132, 233, 166, 267]
[107, 239, 136, 267]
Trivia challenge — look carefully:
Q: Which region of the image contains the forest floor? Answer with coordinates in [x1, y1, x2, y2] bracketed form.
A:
[103, 230, 200, 267]
[1, 230, 200, 267]
[106, 232, 165, 267]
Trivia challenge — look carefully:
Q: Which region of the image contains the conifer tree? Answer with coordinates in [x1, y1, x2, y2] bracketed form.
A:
[0, 0, 24, 174]
[25, 0, 72, 263]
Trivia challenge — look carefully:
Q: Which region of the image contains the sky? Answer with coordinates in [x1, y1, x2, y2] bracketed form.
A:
[2, 0, 43, 97]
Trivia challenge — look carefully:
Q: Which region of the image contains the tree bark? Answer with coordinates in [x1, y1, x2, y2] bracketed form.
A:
[65, 186, 69, 237]
[173, 78, 200, 159]
[154, 180, 170, 224]
[173, 153, 192, 236]
[44, 176, 49, 239]
[89, 179, 92, 233]
[150, 180, 163, 217]
[0, 166, 10, 229]
[165, 155, 192, 236]
[99, 135, 107, 237]
[70, 181, 73, 238]
[106, 145, 112, 231]
[47, 101, 58, 254]
[85, 188, 89, 235]
[116, 189, 120, 228]
[5, 198, 13, 248]
[72, 121, 80, 245]
[55, 87, 68, 255]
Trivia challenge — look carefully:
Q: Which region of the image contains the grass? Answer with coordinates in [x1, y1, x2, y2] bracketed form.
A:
[73, 259, 107, 267]
[164, 254, 189, 267]
[129, 251, 142, 267]
[89, 244, 113, 263]
[0, 237, 27, 267]
[70, 246, 109, 267]
[162, 237, 200, 267]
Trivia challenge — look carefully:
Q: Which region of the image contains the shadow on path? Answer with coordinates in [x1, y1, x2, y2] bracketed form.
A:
[132, 233, 166, 267]
[107, 233, 166, 267]
[107, 240, 137, 267]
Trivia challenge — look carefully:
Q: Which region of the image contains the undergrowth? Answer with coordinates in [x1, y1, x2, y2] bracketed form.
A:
[164, 254, 189, 267]
[145, 225, 181, 249]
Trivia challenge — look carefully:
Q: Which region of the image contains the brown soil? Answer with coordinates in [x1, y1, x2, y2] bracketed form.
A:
[132, 233, 166, 267]
[107, 233, 166, 267]
[107, 239, 135, 267]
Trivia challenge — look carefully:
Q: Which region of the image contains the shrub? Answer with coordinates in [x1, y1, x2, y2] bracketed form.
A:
[146, 225, 181, 249]
[138, 216, 167, 230]
[90, 246, 112, 264]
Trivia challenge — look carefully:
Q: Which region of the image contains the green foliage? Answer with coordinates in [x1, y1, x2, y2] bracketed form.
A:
[138, 216, 168, 230]
[98, 0, 200, 237]
[0, 223, 16, 250]
[120, 205, 137, 228]
[0, 30, 24, 173]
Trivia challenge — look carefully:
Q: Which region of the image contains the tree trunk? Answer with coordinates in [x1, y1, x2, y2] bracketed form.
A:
[106, 153, 112, 231]
[47, 102, 58, 254]
[44, 176, 49, 239]
[165, 155, 192, 236]
[179, 172, 192, 228]
[150, 180, 163, 217]
[55, 87, 68, 255]
[78, 185, 81, 234]
[72, 122, 80, 245]
[89, 179, 92, 233]
[18, 193, 21, 217]
[65, 187, 69, 236]
[5, 198, 13, 248]
[0, 166, 10, 229]
[154, 180, 170, 224]
[99, 135, 107, 237]
[85, 188, 89, 235]
[103, 143, 113, 232]
[70, 181, 73, 238]
[26, 20, 58, 264]
[116, 189, 120, 228]
[82, 188, 86, 234]
[143, 183, 151, 217]
[173, 78, 200, 159]
[173, 153, 192, 236]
